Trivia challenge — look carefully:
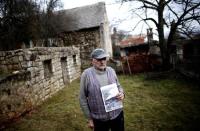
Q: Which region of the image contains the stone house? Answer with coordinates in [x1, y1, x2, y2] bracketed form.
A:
[57, 2, 112, 69]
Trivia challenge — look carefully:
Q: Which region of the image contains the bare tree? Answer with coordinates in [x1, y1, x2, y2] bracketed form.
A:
[40, 0, 63, 43]
[119, 0, 200, 69]
[0, 0, 41, 50]
[0, 0, 63, 50]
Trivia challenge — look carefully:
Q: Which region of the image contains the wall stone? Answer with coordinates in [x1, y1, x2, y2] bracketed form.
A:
[0, 47, 81, 124]
[62, 27, 101, 69]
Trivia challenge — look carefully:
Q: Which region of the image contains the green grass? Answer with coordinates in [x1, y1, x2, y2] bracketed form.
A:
[4, 74, 200, 131]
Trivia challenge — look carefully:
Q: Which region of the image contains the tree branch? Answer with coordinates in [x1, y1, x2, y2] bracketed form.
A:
[164, 0, 173, 6]
[142, 4, 157, 10]
[181, 15, 200, 22]
[177, 27, 194, 39]
[131, 19, 146, 31]
[143, 17, 158, 27]
[166, 4, 179, 20]
[180, 2, 200, 21]
[141, 0, 157, 8]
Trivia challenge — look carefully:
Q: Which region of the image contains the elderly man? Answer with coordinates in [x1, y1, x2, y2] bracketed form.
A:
[79, 48, 125, 131]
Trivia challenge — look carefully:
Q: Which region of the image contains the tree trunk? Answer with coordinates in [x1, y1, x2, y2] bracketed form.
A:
[157, 1, 171, 70]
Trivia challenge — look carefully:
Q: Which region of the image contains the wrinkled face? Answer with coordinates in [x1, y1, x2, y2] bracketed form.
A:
[92, 57, 107, 70]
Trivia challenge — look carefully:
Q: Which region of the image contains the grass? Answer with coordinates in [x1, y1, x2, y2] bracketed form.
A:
[4, 73, 200, 131]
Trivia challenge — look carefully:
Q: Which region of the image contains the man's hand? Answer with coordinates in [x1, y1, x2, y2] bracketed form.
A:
[116, 92, 125, 100]
[88, 119, 94, 129]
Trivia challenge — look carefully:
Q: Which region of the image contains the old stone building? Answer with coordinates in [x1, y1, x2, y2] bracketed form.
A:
[58, 2, 112, 69]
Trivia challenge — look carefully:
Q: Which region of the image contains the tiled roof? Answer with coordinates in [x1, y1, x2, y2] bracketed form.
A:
[119, 35, 147, 48]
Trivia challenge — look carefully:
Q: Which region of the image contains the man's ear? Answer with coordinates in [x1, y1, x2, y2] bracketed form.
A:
[91, 59, 95, 65]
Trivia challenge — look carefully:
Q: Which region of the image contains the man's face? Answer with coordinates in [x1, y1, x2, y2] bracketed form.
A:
[92, 57, 107, 70]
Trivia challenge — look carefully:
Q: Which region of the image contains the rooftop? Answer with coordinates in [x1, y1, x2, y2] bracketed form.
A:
[118, 35, 147, 48]
[57, 2, 107, 32]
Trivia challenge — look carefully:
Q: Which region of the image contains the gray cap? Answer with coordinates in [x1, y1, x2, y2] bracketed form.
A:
[91, 48, 109, 59]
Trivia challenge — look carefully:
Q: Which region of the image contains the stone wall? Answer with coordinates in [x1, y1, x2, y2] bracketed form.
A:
[62, 27, 101, 69]
[0, 47, 81, 124]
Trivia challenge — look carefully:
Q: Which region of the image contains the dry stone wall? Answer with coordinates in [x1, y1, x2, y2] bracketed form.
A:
[0, 47, 81, 124]
[62, 27, 101, 69]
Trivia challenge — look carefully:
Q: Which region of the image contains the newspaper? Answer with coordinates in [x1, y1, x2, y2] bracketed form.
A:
[100, 83, 123, 112]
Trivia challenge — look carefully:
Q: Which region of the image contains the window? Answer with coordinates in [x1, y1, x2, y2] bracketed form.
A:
[61, 57, 69, 84]
[43, 59, 53, 78]
[73, 55, 77, 65]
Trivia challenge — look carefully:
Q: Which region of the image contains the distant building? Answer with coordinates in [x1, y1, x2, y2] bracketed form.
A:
[171, 38, 200, 79]
[111, 28, 161, 73]
[118, 35, 148, 57]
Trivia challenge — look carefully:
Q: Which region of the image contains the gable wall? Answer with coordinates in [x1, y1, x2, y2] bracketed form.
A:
[62, 28, 101, 69]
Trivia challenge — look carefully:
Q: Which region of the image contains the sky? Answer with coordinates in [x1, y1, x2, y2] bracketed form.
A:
[60, 0, 157, 37]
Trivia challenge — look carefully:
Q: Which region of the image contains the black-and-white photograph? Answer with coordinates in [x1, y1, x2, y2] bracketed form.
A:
[100, 83, 123, 112]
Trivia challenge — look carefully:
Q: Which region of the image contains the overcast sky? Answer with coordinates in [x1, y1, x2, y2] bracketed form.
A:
[60, 0, 157, 37]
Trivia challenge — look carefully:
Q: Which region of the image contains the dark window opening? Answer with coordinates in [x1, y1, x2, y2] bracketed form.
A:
[61, 57, 69, 84]
[43, 59, 53, 78]
[73, 55, 77, 65]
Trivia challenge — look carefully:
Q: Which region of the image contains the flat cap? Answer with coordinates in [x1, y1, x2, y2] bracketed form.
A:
[91, 48, 109, 59]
